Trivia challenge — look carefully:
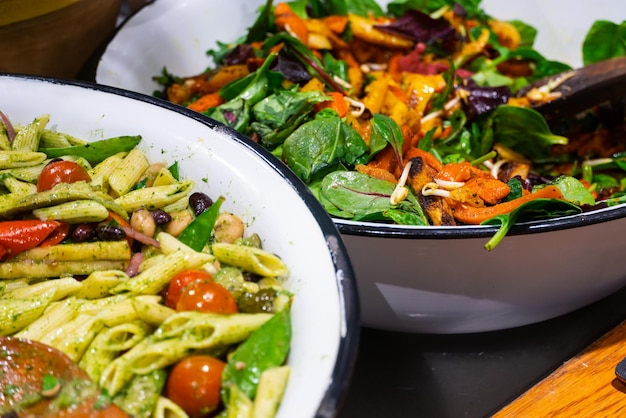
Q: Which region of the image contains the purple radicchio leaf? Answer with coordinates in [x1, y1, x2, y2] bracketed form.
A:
[223, 44, 255, 66]
[374, 10, 457, 45]
[459, 84, 512, 120]
[270, 53, 312, 84]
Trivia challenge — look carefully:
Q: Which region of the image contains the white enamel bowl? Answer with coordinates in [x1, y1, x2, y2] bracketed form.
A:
[96, 0, 626, 333]
[0, 74, 360, 417]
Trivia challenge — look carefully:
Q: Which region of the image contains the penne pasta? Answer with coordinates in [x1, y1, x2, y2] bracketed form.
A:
[42, 312, 105, 362]
[0, 287, 56, 336]
[114, 180, 195, 213]
[32, 199, 110, 223]
[11, 114, 48, 152]
[110, 248, 213, 295]
[108, 147, 150, 197]
[2, 174, 37, 195]
[0, 276, 82, 301]
[12, 240, 131, 262]
[131, 295, 176, 327]
[74, 270, 130, 299]
[16, 296, 83, 341]
[153, 396, 190, 418]
[89, 151, 127, 191]
[0, 150, 47, 169]
[212, 243, 289, 277]
[252, 366, 291, 418]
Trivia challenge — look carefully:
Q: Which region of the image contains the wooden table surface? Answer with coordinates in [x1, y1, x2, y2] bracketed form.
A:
[494, 320, 626, 417]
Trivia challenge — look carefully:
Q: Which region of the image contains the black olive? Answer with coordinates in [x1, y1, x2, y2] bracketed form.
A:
[151, 209, 172, 225]
[96, 224, 126, 241]
[189, 192, 213, 216]
[72, 224, 95, 242]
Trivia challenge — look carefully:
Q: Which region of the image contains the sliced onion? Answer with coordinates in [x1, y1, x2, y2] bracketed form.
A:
[0, 111, 16, 142]
[121, 226, 161, 249]
[126, 252, 144, 277]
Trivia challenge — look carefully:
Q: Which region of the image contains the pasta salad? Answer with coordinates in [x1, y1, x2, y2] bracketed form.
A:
[0, 111, 292, 418]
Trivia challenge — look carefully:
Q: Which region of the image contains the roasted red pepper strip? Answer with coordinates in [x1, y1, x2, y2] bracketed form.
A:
[0, 220, 62, 259]
[40, 222, 70, 248]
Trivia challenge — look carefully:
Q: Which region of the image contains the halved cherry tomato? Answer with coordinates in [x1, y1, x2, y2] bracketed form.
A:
[37, 160, 91, 192]
[176, 280, 238, 314]
[165, 269, 213, 309]
[165, 355, 226, 418]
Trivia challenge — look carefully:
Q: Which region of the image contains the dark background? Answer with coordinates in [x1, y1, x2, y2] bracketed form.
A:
[338, 285, 626, 418]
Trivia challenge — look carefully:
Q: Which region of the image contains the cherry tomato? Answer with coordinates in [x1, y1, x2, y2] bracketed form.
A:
[165, 269, 213, 309]
[37, 160, 91, 192]
[165, 355, 226, 418]
[176, 280, 238, 314]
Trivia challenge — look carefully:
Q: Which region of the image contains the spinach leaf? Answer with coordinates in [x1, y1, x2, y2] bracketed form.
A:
[245, 0, 276, 43]
[40, 135, 141, 165]
[582, 20, 626, 65]
[482, 198, 581, 251]
[488, 105, 568, 160]
[308, 0, 384, 17]
[320, 171, 428, 224]
[219, 52, 283, 106]
[509, 20, 537, 47]
[205, 98, 251, 132]
[250, 88, 327, 149]
[370, 113, 404, 161]
[543, 175, 595, 206]
[283, 111, 367, 182]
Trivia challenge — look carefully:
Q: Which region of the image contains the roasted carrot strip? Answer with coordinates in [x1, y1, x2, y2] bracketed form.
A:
[315, 91, 349, 117]
[187, 92, 224, 112]
[450, 185, 564, 224]
[321, 15, 349, 34]
[403, 147, 443, 172]
[275, 3, 308, 43]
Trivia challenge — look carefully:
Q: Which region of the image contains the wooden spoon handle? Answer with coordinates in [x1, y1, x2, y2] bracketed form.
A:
[518, 56, 626, 119]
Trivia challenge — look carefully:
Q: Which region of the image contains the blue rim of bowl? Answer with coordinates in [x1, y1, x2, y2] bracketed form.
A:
[0, 73, 361, 418]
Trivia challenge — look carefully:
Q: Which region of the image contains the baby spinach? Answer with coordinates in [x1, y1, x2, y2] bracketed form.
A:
[283, 111, 368, 182]
[320, 171, 428, 224]
[483, 198, 581, 251]
[205, 98, 250, 132]
[370, 113, 404, 161]
[488, 105, 568, 160]
[219, 52, 282, 106]
[582, 20, 626, 65]
[250, 87, 327, 149]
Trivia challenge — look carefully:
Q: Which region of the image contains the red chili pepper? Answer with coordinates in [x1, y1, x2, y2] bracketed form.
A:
[0, 220, 63, 259]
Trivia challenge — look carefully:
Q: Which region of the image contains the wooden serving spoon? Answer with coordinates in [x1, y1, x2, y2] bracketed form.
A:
[0, 336, 129, 418]
[516, 56, 626, 119]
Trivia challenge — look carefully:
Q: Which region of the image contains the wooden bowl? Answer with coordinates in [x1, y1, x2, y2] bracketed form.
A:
[0, 0, 121, 79]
